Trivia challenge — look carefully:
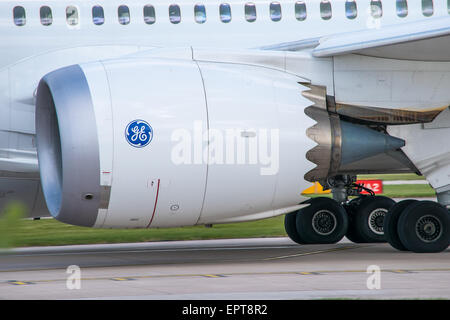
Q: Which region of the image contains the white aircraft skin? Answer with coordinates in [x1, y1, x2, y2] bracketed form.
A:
[0, 0, 449, 252]
[0, 0, 446, 68]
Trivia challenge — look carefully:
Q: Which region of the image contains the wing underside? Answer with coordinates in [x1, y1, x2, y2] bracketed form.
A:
[265, 16, 450, 62]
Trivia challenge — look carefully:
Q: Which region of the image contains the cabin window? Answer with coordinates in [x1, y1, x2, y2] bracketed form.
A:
[66, 6, 79, 26]
[396, 0, 408, 18]
[370, 0, 383, 18]
[422, 0, 434, 17]
[320, 0, 332, 20]
[220, 3, 232, 23]
[144, 5, 156, 24]
[118, 5, 130, 25]
[345, 0, 357, 19]
[92, 6, 105, 25]
[40, 6, 53, 26]
[169, 4, 181, 24]
[295, 1, 307, 21]
[194, 4, 207, 24]
[13, 6, 26, 26]
[270, 2, 282, 22]
[245, 3, 257, 22]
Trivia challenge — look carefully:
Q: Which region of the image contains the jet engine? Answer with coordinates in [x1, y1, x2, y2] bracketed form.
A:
[35, 57, 407, 229]
[35, 58, 319, 228]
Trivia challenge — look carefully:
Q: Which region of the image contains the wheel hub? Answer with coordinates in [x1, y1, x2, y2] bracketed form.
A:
[416, 215, 442, 243]
[368, 208, 387, 235]
[312, 210, 337, 236]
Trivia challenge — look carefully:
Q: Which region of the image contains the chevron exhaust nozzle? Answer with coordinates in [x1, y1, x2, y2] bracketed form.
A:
[302, 85, 405, 182]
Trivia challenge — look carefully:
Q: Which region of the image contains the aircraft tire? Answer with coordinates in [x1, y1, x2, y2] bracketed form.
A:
[344, 197, 366, 243]
[397, 201, 450, 253]
[284, 210, 308, 244]
[346, 196, 395, 243]
[384, 199, 418, 251]
[295, 197, 348, 244]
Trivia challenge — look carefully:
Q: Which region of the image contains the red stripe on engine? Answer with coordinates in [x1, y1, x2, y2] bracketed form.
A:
[146, 179, 160, 228]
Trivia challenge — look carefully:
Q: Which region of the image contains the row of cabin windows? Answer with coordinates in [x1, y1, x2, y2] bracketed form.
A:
[314, 0, 439, 20]
[12, 1, 450, 27]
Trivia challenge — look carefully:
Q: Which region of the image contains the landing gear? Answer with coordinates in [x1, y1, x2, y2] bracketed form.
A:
[287, 174, 449, 253]
[326, 175, 395, 243]
[384, 200, 450, 253]
[285, 197, 348, 244]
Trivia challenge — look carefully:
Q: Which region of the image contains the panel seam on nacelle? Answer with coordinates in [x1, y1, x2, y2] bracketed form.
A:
[193, 60, 210, 226]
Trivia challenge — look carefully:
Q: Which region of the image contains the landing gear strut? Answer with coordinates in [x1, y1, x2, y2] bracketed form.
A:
[327, 175, 395, 243]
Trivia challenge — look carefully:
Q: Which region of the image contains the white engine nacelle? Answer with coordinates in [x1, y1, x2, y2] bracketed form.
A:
[35, 58, 317, 228]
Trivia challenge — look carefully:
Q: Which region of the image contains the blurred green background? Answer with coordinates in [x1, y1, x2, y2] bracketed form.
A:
[0, 173, 434, 248]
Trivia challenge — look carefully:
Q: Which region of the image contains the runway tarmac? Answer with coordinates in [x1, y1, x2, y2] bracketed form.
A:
[0, 237, 449, 300]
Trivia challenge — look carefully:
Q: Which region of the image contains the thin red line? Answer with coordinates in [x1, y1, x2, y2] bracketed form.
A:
[146, 179, 160, 228]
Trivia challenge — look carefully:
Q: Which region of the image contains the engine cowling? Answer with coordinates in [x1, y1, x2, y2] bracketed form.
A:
[35, 58, 317, 228]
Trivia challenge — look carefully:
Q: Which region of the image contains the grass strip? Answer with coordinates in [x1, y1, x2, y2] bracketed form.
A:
[2, 215, 288, 248]
[357, 173, 425, 181]
[0, 182, 435, 248]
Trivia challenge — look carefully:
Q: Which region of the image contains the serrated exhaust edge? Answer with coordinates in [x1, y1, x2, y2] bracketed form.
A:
[301, 85, 341, 182]
[301, 85, 407, 183]
[301, 85, 327, 111]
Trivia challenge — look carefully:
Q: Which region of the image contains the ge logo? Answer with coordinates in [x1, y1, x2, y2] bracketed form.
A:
[125, 120, 153, 148]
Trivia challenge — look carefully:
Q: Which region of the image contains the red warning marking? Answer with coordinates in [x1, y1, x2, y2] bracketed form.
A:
[146, 179, 160, 228]
[356, 180, 383, 194]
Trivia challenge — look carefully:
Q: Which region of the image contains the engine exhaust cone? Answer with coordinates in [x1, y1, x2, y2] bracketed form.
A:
[304, 106, 405, 182]
[340, 121, 405, 165]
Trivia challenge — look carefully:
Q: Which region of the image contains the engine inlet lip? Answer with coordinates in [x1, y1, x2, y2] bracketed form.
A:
[35, 81, 63, 216]
[35, 65, 101, 227]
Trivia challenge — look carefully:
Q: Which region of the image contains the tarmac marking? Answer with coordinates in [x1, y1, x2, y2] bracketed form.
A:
[111, 277, 136, 281]
[8, 281, 34, 285]
[389, 270, 415, 274]
[1, 245, 302, 258]
[298, 272, 321, 275]
[263, 245, 362, 261]
[2, 268, 448, 286]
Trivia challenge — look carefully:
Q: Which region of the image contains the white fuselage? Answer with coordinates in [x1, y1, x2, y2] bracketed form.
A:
[1, 0, 449, 68]
[1, 0, 450, 225]
[2, 0, 448, 171]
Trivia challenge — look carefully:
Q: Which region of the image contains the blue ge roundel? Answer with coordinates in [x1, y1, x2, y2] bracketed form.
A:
[125, 120, 153, 148]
